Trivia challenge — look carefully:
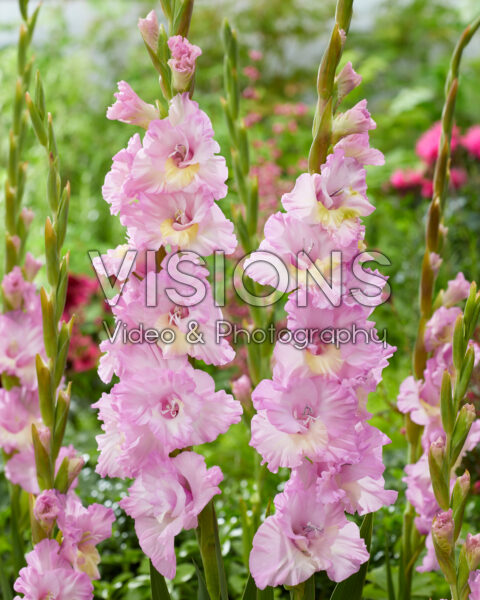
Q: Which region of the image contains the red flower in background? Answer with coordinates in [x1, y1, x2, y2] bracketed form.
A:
[63, 274, 102, 373]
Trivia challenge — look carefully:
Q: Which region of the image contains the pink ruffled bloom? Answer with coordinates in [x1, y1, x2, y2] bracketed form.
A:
[112, 255, 234, 365]
[281, 149, 372, 240]
[107, 81, 159, 129]
[123, 188, 237, 255]
[57, 493, 115, 579]
[34, 489, 63, 530]
[334, 133, 384, 166]
[249, 486, 369, 588]
[124, 93, 228, 199]
[0, 386, 40, 454]
[94, 363, 241, 476]
[250, 377, 360, 472]
[13, 539, 93, 600]
[167, 36, 202, 91]
[120, 452, 222, 579]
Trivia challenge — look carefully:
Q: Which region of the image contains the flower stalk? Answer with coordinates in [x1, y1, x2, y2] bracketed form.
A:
[400, 15, 480, 600]
[3, 0, 40, 295]
[308, 0, 353, 173]
[26, 78, 74, 494]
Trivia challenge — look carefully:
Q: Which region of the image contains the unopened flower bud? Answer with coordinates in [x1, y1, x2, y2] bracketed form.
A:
[67, 456, 85, 488]
[430, 252, 443, 277]
[138, 10, 159, 52]
[37, 425, 51, 452]
[10, 235, 21, 252]
[451, 404, 476, 465]
[167, 35, 202, 93]
[432, 510, 456, 583]
[33, 489, 62, 533]
[466, 533, 480, 571]
[428, 437, 449, 510]
[451, 471, 470, 540]
[24, 252, 42, 281]
[20, 207, 35, 228]
[332, 99, 375, 142]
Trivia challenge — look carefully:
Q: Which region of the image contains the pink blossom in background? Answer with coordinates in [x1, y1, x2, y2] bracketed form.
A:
[462, 125, 480, 159]
[248, 49, 263, 61]
[443, 272, 470, 306]
[450, 166, 468, 189]
[107, 81, 159, 129]
[415, 122, 460, 164]
[390, 168, 424, 191]
[244, 112, 262, 127]
[243, 65, 261, 81]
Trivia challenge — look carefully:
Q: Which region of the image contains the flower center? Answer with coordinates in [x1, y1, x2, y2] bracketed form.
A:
[160, 396, 181, 419]
[168, 305, 189, 326]
[170, 144, 193, 167]
[303, 521, 323, 539]
[294, 404, 317, 428]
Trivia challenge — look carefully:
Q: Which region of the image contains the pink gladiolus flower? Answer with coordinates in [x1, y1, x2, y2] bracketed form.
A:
[95, 364, 241, 473]
[281, 150, 372, 236]
[0, 297, 45, 390]
[138, 10, 159, 51]
[2, 266, 36, 310]
[416, 122, 460, 165]
[167, 36, 202, 91]
[470, 570, 480, 600]
[125, 93, 228, 199]
[462, 125, 480, 159]
[0, 387, 40, 454]
[292, 422, 397, 515]
[57, 494, 115, 579]
[443, 272, 470, 306]
[334, 133, 385, 166]
[424, 306, 461, 353]
[102, 133, 142, 216]
[332, 99, 376, 141]
[120, 452, 223, 579]
[249, 486, 369, 588]
[243, 211, 362, 297]
[250, 377, 360, 472]
[123, 188, 237, 255]
[112, 256, 234, 365]
[107, 81, 159, 129]
[335, 62, 362, 104]
[232, 374, 252, 406]
[13, 539, 93, 600]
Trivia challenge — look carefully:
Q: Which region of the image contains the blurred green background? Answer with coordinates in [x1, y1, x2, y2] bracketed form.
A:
[1, 0, 480, 598]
